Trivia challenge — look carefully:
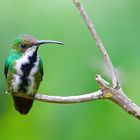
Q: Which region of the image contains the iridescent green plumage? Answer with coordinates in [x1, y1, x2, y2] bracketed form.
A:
[4, 34, 64, 114]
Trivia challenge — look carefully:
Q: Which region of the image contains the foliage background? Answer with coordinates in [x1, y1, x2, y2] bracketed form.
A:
[0, 0, 140, 139]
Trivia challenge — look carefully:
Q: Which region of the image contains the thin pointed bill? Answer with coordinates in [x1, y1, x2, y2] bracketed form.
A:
[37, 40, 64, 46]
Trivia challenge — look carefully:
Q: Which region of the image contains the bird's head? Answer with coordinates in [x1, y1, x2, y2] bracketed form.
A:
[12, 34, 64, 53]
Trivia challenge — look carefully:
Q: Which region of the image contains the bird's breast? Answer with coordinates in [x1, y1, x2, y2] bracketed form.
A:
[11, 46, 40, 94]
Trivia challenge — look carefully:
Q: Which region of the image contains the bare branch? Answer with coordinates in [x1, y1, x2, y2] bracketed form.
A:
[73, 0, 119, 88]
[73, 0, 140, 120]
[11, 73, 140, 119]
[12, 90, 103, 103]
[11, 74, 140, 119]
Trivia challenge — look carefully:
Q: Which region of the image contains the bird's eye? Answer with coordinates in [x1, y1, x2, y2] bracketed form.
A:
[19, 44, 26, 49]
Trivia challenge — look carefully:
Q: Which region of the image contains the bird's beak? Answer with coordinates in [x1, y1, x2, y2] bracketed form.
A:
[36, 40, 64, 46]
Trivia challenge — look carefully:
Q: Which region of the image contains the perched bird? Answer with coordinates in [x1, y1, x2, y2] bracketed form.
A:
[4, 34, 64, 115]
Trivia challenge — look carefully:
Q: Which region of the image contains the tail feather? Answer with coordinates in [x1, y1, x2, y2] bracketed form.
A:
[12, 96, 34, 115]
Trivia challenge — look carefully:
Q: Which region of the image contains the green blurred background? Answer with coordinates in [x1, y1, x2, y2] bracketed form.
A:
[0, 0, 140, 139]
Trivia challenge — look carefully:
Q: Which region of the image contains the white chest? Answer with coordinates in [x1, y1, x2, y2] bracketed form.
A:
[12, 46, 39, 94]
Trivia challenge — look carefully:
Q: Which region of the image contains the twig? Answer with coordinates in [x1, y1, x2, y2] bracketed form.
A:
[73, 0, 119, 89]
[12, 90, 103, 103]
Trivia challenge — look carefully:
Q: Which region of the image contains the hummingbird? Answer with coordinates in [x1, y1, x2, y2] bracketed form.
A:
[4, 34, 64, 115]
